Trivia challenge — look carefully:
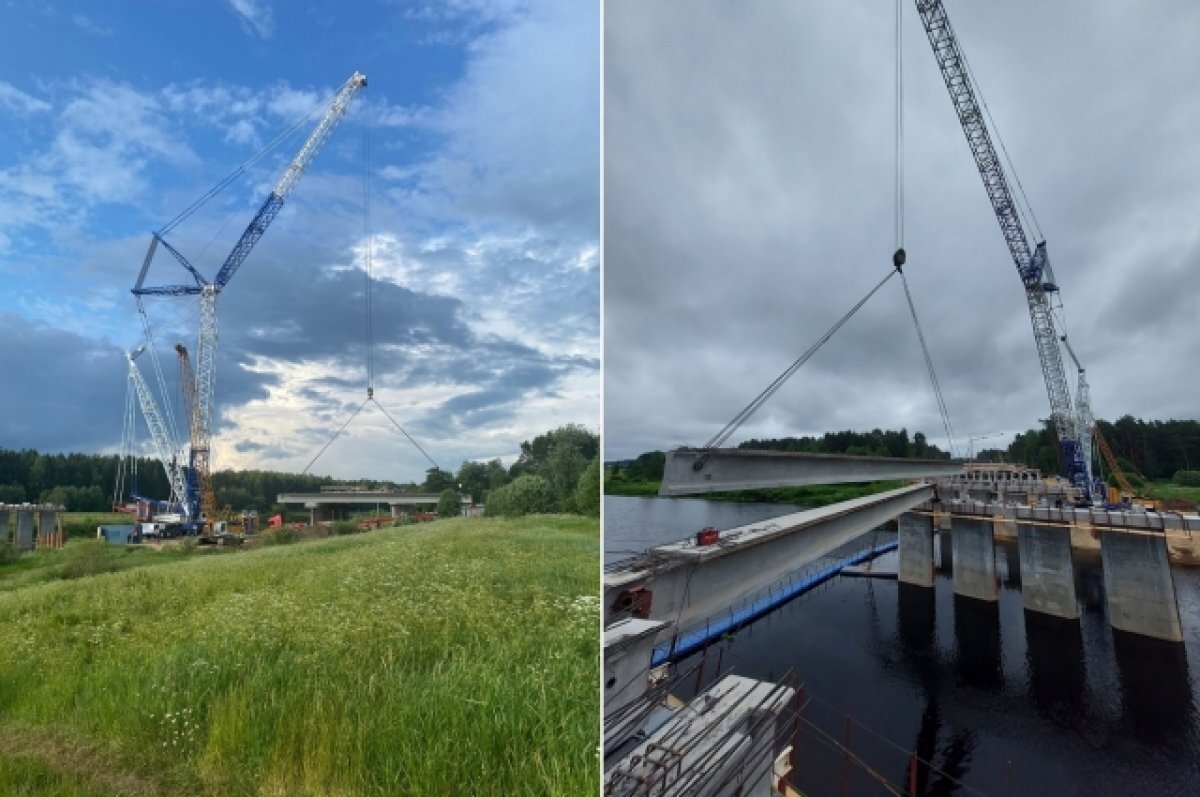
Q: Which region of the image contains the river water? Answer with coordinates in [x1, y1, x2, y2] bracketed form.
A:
[605, 495, 1200, 796]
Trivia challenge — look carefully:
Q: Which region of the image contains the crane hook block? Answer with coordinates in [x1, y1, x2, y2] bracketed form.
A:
[892, 248, 906, 271]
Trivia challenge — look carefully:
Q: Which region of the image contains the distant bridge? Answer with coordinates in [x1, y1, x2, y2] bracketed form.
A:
[276, 491, 474, 523]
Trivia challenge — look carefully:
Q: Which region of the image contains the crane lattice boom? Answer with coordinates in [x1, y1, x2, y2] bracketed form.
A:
[132, 71, 368, 298]
[126, 350, 189, 516]
[124, 72, 366, 517]
[913, 1, 1088, 496]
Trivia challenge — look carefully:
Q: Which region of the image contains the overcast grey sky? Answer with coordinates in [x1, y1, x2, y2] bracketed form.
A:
[604, 0, 1200, 461]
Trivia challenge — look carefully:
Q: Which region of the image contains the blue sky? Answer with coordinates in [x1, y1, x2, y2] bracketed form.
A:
[0, 0, 598, 483]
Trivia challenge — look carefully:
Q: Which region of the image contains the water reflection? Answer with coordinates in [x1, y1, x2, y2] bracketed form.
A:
[1025, 611, 1086, 717]
[1113, 631, 1193, 744]
[1000, 540, 1021, 588]
[953, 595, 1002, 690]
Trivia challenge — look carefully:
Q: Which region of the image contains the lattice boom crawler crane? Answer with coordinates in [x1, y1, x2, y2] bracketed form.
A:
[126, 72, 367, 526]
[913, 2, 1090, 499]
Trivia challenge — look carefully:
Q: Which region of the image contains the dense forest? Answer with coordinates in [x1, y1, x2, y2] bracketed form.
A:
[0, 423, 600, 516]
[976, 416, 1200, 483]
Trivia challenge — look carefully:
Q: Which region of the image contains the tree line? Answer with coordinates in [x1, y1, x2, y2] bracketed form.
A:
[0, 422, 600, 519]
[976, 415, 1200, 484]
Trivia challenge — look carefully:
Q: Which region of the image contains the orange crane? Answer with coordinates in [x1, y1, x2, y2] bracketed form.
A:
[1093, 424, 1162, 508]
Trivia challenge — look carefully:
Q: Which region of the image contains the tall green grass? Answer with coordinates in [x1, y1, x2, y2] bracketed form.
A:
[0, 515, 599, 796]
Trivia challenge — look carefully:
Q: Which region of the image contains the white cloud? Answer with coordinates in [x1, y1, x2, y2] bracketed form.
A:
[0, 80, 51, 114]
[226, 0, 274, 38]
[72, 14, 112, 37]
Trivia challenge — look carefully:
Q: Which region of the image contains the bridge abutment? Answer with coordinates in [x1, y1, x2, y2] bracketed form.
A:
[897, 511, 935, 587]
[950, 508, 997, 602]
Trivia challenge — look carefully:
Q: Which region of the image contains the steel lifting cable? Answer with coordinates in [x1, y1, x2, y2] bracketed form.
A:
[300, 396, 372, 475]
[363, 116, 375, 394]
[298, 111, 440, 476]
[900, 271, 957, 455]
[957, 44, 1044, 243]
[371, 398, 440, 471]
[896, 0, 956, 457]
[157, 90, 336, 236]
[700, 267, 900, 453]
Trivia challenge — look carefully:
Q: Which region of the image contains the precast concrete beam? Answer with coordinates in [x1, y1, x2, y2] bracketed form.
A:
[604, 483, 934, 641]
[950, 502, 997, 602]
[603, 617, 672, 746]
[897, 510, 935, 587]
[1017, 518, 1078, 619]
[659, 447, 963, 496]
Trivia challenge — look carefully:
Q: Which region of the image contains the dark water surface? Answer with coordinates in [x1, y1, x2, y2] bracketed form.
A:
[606, 496, 1200, 796]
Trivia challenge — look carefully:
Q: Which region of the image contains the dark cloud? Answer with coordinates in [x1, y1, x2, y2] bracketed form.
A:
[604, 0, 1200, 459]
[0, 314, 127, 452]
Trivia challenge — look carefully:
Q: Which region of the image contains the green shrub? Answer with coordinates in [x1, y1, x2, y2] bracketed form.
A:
[262, 527, 295, 546]
[437, 489, 461, 519]
[60, 539, 121, 580]
[575, 458, 600, 517]
[333, 521, 359, 536]
[0, 541, 18, 566]
[1173, 470, 1200, 487]
[484, 475, 555, 517]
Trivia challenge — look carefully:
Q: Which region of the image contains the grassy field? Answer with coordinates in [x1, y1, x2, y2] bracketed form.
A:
[1148, 481, 1200, 506]
[0, 515, 599, 796]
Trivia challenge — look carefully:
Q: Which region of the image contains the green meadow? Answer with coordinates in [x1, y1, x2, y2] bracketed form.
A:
[0, 516, 599, 796]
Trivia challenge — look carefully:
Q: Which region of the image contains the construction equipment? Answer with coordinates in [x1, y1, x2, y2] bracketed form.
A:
[124, 347, 189, 518]
[913, 2, 1090, 499]
[123, 72, 367, 521]
[175, 344, 217, 528]
[1059, 335, 1094, 489]
[1093, 423, 1136, 502]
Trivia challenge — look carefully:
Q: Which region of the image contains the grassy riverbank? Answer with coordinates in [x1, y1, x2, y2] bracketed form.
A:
[0, 515, 599, 796]
[603, 474, 904, 506]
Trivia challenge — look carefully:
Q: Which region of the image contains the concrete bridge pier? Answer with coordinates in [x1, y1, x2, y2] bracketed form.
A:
[897, 511, 935, 587]
[14, 510, 35, 551]
[950, 507, 997, 602]
[1099, 518, 1183, 642]
[38, 509, 58, 542]
[897, 511, 931, 585]
[1017, 514, 1078, 619]
[0, 508, 8, 545]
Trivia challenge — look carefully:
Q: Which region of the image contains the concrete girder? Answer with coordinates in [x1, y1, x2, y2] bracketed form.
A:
[604, 482, 935, 643]
[659, 447, 963, 496]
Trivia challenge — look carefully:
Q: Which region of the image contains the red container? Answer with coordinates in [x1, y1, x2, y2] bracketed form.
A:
[697, 527, 720, 546]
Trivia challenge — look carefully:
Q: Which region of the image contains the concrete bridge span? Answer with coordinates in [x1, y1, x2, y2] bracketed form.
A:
[276, 491, 473, 523]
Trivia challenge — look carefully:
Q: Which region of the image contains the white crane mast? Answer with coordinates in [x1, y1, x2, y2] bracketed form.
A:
[126, 349, 189, 515]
